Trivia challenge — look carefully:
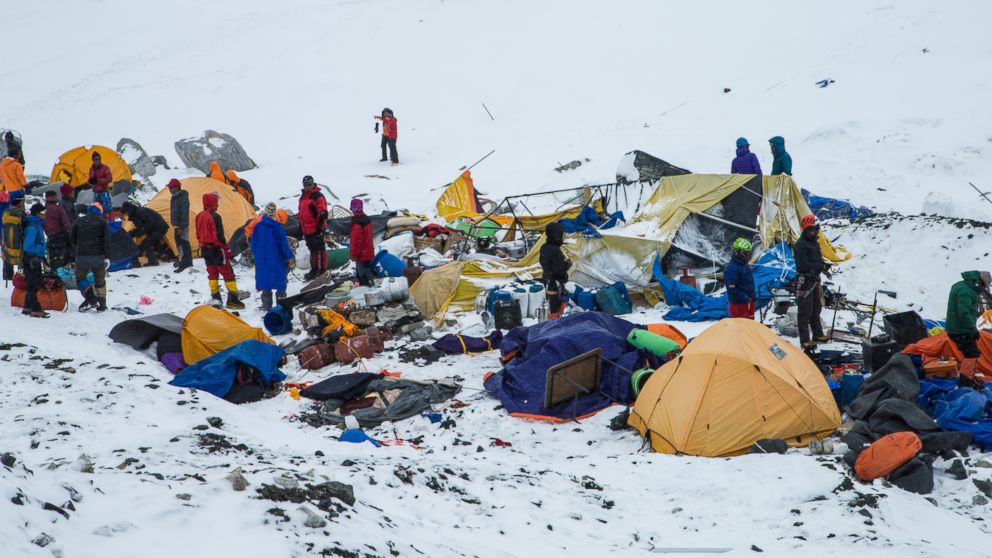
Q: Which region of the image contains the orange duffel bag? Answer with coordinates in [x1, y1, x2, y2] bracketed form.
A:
[854, 431, 922, 481]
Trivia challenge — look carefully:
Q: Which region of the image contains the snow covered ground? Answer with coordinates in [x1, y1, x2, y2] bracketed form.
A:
[3, 0, 992, 556]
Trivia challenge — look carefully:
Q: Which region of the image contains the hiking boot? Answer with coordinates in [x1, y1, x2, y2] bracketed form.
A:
[210, 292, 224, 306]
[96, 298, 108, 312]
[814, 335, 830, 343]
[801, 341, 817, 349]
[226, 293, 245, 310]
[391, 161, 399, 166]
[379, 158, 388, 162]
[30, 309, 50, 319]
[174, 263, 192, 273]
[303, 270, 318, 281]
[21, 308, 32, 316]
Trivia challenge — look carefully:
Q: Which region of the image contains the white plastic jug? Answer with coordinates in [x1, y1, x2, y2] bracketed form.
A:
[510, 287, 530, 319]
[526, 283, 545, 318]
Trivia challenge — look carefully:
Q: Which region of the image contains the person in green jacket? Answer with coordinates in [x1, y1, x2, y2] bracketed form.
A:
[945, 270, 985, 358]
[769, 136, 793, 176]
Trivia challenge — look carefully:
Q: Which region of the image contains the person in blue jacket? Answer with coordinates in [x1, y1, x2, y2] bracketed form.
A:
[250, 202, 295, 311]
[22, 203, 49, 318]
[769, 136, 793, 176]
[725, 237, 756, 319]
[731, 137, 762, 175]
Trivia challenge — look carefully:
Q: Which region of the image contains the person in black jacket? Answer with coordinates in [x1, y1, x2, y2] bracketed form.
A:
[71, 204, 111, 312]
[540, 222, 571, 318]
[793, 215, 828, 348]
[167, 179, 193, 273]
[122, 201, 169, 266]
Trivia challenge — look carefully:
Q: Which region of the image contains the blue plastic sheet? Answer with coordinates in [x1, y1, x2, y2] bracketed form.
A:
[802, 188, 873, 221]
[169, 340, 286, 398]
[918, 379, 992, 450]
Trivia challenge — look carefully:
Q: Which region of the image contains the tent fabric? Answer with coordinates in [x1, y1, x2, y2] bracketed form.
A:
[169, 340, 286, 398]
[436, 170, 482, 222]
[50, 145, 132, 188]
[143, 177, 256, 258]
[646, 323, 688, 349]
[628, 319, 841, 457]
[615, 150, 691, 184]
[802, 188, 874, 221]
[434, 331, 503, 354]
[327, 211, 396, 238]
[109, 313, 184, 349]
[301, 372, 381, 401]
[315, 377, 462, 428]
[181, 305, 275, 365]
[902, 331, 992, 380]
[918, 379, 992, 450]
[107, 221, 142, 271]
[484, 312, 662, 421]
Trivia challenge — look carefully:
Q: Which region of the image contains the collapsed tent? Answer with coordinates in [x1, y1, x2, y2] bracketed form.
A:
[181, 305, 275, 365]
[307, 375, 461, 428]
[616, 150, 690, 184]
[436, 170, 484, 221]
[109, 313, 185, 371]
[902, 331, 992, 381]
[169, 340, 286, 401]
[143, 177, 256, 258]
[484, 313, 662, 421]
[802, 188, 873, 221]
[326, 211, 397, 238]
[50, 145, 133, 190]
[629, 319, 840, 456]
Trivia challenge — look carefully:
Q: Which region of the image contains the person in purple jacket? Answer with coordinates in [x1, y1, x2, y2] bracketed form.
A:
[731, 137, 762, 175]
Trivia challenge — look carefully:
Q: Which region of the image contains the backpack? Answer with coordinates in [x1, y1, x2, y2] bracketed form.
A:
[853, 431, 922, 481]
[1, 208, 24, 266]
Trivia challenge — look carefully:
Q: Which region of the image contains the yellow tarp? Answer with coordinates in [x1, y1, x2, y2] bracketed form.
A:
[144, 177, 256, 258]
[181, 305, 275, 365]
[436, 170, 482, 221]
[50, 145, 132, 188]
[628, 319, 840, 457]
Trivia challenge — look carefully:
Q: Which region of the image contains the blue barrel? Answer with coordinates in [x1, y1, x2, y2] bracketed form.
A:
[372, 250, 407, 277]
[263, 305, 293, 335]
[840, 371, 865, 407]
[576, 290, 597, 311]
[487, 289, 512, 314]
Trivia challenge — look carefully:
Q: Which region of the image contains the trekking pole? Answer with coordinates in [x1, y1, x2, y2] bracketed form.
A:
[969, 182, 992, 207]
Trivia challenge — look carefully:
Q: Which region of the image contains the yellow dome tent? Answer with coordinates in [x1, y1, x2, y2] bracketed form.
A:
[181, 305, 274, 365]
[628, 319, 840, 457]
[50, 145, 132, 188]
[143, 177, 256, 258]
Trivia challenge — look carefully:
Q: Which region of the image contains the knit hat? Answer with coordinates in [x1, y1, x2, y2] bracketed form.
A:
[9, 190, 24, 202]
[29, 203, 45, 215]
[800, 214, 818, 230]
[302, 175, 314, 186]
[350, 198, 363, 213]
[263, 202, 278, 217]
[91, 151, 101, 160]
[45, 190, 57, 198]
[60, 183, 75, 197]
[167, 178, 181, 189]
[89, 203, 103, 215]
[736, 137, 749, 148]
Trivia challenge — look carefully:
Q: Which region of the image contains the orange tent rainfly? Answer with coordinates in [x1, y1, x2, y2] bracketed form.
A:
[181, 305, 274, 365]
[628, 318, 841, 457]
[50, 145, 132, 188]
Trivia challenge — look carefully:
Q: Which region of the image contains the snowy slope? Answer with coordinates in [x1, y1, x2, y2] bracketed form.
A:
[3, 1, 992, 557]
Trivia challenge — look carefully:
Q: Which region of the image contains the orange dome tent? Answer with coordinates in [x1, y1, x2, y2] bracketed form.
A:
[181, 305, 275, 365]
[50, 145, 132, 188]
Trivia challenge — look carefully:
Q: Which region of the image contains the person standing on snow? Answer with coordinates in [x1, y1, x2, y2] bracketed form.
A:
[945, 271, 985, 363]
[731, 137, 762, 175]
[71, 204, 110, 312]
[375, 108, 399, 165]
[769, 136, 793, 176]
[167, 179, 193, 273]
[793, 215, 828, 348]
[725, 238, 756, 319]
[195, 192, 244, 309]
[250, 202, 295, 311]
[298, 175, 328, 280]
[540, 222, 571, 319]
[349, 198, 375, 287]
[43, 190, 73, 269]
[1, 191, 26, 281]
[88, 152, 114, 213]
[0, 147, 27, 194]
[122, 201, 169, 267]
[21, 203, 48, 318]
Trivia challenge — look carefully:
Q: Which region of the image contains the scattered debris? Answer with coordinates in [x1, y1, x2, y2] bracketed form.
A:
[228, 467, 250, 491]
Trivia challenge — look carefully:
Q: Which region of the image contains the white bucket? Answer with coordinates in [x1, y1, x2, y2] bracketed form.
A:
[365, 288, 387, 307]
[510, 287, 530, 318]
[381, 276, 410, 303]
[526, 283, 545, 318]
[350, 286, 370, 308]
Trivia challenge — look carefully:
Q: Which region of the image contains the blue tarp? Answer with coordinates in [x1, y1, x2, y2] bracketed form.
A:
[802, 188, 873, 221]
[654, 243, 796, 322]
[559, 206, 625, 238]
[169, 340, 286, 398]
[483, 312, 662, 420]
[918, 379, 992, 451]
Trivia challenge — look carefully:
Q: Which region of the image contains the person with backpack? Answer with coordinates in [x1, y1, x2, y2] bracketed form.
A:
[59, 183, 78, 225]
[225, 170, 255, 206]
[21, 203, 48, 318]
[250, 202, 295, 311]
[72, 204, 110, 312]
[207, 160, 226, 183]
[298, 175, 328, 280]
[793, 214, 828, 348]
[731, 137, 762, 175]
[349, 198, 374, 287]
[121, 201, 169, 266]
[43, 190, 73, 269]
[167, 179, 193, 273]
[725, 237, 756, 319]
[375, 108, 399, 165]
[769, 136, 793, 176]
[946, 271, 985, 362]
[0, 147, 27, 194]
[195, 192, 244, 309]
[540, 221, 571, 319]
[88, 152, 114, 213]
[1, 190, 25, 281]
